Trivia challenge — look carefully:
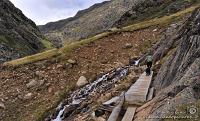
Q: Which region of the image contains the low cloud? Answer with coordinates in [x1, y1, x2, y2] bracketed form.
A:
[10, 0, 107, 25]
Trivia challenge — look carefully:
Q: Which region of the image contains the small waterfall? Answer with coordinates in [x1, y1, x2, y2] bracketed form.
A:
[51, 60, 140, 121]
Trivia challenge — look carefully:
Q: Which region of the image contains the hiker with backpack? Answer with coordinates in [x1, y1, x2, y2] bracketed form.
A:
[146, 53, 153, 76]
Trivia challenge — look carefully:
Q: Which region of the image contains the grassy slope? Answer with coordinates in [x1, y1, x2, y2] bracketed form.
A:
[40, 39, 54, 50]
[3, 5, 199, 67]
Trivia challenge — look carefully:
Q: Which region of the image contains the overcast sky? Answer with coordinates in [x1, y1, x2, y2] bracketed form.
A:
[10, 0, 107, 25]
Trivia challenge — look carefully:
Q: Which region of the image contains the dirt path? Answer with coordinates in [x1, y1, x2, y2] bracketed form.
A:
[0, 27, 163, 121]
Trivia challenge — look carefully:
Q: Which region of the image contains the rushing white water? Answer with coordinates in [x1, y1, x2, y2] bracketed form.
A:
[52, 66, 131, 121]
[135, 59, 140, 66]
[53, 106, 66, 121]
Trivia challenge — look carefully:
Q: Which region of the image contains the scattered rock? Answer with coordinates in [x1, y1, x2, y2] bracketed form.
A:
[81, 71, 87, 74]
[26, 79, 45, 89]
[97, 117, 106, 121]
[26, 79, 38, 88]
[124, 43, 133, 49]
[77, 76, 88, 87]
[38, 80, 45, 86]
[153, 29, 158, 32]
[24, 93, 33, 100]
[35, 71, 45, 78]
[67, 59, 77, 64]
[56, 64, 63, 69]
[65, 63, 73, 69]
[48, 87, 53, 93]
[0, 102, 5, 109]
[100, 58, 109, 64]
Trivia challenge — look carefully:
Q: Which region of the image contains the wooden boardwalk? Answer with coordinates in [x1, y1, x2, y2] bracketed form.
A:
[125, 71, 153, 104]
[107, 71, 154, 121]
[121, 107, 136, 121]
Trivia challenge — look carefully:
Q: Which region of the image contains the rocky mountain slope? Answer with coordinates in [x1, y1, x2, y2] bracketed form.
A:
[0, 0, 49, 63]
[39, 0, 197, 47]
[135, 7, 200, 121]
[0, 1, 200, 121]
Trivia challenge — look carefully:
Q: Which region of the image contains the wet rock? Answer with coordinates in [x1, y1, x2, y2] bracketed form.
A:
[26, 79, 38, 88]
[62, 104, 79, 118]
[24, 93, 33, 100]
[67, 59, 77, 64]
[95, 109, 105, 117]
[0, 102, 5, 109]
[77, 76, 88, 87]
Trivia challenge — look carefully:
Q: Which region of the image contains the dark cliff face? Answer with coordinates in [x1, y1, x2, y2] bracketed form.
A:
[116, 0, 195, 27]
[135, 7, 200, 120]
[0, 0, 45, 62]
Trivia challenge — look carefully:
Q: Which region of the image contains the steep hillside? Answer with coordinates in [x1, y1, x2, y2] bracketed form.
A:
[0, 0, 51, 63]
[135, 7, 200, 121]
[39, 0, 198, 47]
[1, 4, 199, 121]
[0, 1, 200, 121]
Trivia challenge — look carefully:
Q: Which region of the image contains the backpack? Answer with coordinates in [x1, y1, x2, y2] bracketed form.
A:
[147, 55, 153, 62]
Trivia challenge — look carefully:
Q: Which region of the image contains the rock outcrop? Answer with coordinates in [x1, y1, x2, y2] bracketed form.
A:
[39, 0, 197, 47]
[135, 7, 200, 121]
[0, 0, 46, 62]
[39, 0, 154, 46]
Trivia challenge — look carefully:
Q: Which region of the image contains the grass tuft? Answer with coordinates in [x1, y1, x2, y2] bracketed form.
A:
[40, 39, 54, 50]
[121, 5, 198, 32]
[3, 49, 60, 66]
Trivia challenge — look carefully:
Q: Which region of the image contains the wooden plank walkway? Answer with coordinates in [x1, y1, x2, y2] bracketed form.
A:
[125, 71, 153, 104]
[147, 87, 154, 101]
[107, 92, 125, 121]
[107, 71, 154, 121]
[121, 107, 136, 121]
[103, 96, 119, 105]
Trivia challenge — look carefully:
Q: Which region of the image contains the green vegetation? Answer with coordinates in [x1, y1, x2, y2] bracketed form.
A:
[121, 0, 200, 26]
[3, 49, 60, 66]
[0, 35, 8, 43]
[0, 35, 30, 55]
[40, 39, 54, 50]
[121, 5, 198, 31]
[60, 32, 111, 54]
[3, 5, 199, 67]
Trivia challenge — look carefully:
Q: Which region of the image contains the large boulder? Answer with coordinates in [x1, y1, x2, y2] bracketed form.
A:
[76, 76, 88, 87]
